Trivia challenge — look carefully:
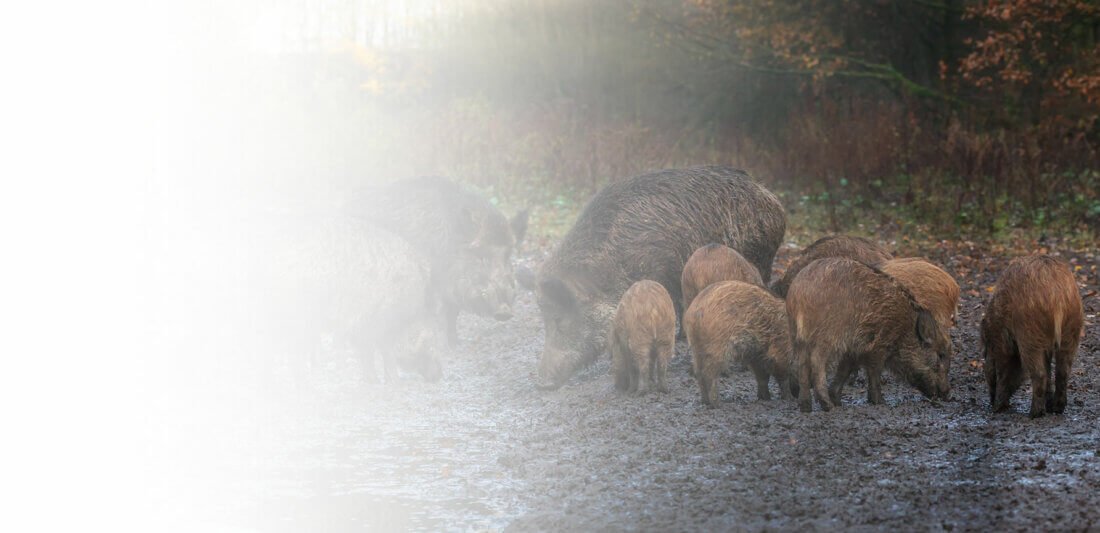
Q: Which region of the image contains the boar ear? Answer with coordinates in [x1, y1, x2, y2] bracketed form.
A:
[461, 207, 488, 248]
[510, 209, 529, 247]
[539, 277, 576, 311]
[915, 309, 939, 347]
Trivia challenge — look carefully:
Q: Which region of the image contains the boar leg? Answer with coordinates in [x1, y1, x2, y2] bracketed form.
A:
[766, 345, 794, 401]
[796, 344, 813, 413]
[656, 350, 670, 394]
[635, 351, 650, 396]
[1042, 350, 1056, 414]
[699, 371, 719, 407]
[382, 350, 400, 384]
[864, 358, 885, 405]
[777, 374, 794, 401]
[359, 354, 378, 385]
[811, 349, 833, 411]
[626, 355, 639, 395]
[1052, 339, 1078, 414]
[751, 363, 772, 401]
[612, 354, 630, 393]
[984, 355, 997, 409]
[1021, 346, 1049, 418]
[992, 352, 1022, 413]
[648, 351, 659, 392]
[829, 357, 856, 405]
[443, 304, 460, 346]
[352, 327, 381, 385]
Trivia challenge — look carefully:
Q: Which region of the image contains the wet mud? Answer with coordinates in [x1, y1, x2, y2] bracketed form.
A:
[189, 244, 1100, 531]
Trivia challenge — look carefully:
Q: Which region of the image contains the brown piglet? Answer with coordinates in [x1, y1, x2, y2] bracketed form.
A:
[881, 257, 960, 329]
[609, 280, 677, 394]
[981, 255, 1084, 418]
[681, 243, 765, 313]
[788, 258, 952, 412]
[685, 281, 793, 407]
[771, 235, 892, 297]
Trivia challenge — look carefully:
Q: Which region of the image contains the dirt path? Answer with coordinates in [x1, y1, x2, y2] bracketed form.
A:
[190, 245, 1099, 531]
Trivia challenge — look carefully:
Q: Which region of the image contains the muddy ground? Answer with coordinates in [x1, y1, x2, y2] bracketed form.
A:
[175, 242, 1100, 532]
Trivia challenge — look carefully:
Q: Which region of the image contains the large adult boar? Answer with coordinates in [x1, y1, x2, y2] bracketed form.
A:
[881, 257, 960, 329]
[788, 258, 952, 412]
[246, 216, 443, 384]
[771, 235, 892, 297]
[350, 176, 528, 344]
[535, 166, 786, 389]
[981, 255, 1084, 418]
[685, 281, 793, 407]
[681, 243, 765, 312]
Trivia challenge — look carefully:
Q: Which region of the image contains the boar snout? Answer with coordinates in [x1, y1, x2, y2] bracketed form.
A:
[493, 304, 513, 321]
[420, 357, 443, 383]
[535, 349, 577, 390]
[936, 380, 951, 400]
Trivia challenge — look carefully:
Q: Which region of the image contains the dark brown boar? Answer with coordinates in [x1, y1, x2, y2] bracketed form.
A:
[350, 176, 528, 344]
[681, 243, 765, 312]
[536, 166, 786, 389]
[771, 235, 892, 297]
[981, 255, 1084, 418]
[249, 217, 443, 385]
[787, 258, 952, 412]
[881, 258, 960, 329]
[684, 281, 793, 407]
[609, 280, 676, 394]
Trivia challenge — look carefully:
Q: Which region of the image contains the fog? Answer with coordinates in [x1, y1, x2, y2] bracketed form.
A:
[11, 1, 1099, 530]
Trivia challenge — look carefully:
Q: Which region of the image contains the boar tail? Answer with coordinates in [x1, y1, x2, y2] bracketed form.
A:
[1052, 308, 1063, 351]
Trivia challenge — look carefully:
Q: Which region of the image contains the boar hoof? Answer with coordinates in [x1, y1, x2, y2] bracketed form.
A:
[535, 376, 566, 391]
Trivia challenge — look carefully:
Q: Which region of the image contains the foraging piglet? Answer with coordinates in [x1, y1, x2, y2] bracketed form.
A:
[787, 258, 952, 412]
[681, 243, 765, 312]
[981, 255, 1084, 418]
[881, 257, 960, 329]
[684, 281, 793, 407]
[771, 235, 892, 297]
[609, 280, 676, 394]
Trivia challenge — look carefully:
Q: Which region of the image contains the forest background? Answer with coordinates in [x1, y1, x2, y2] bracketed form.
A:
[187, 0, 1100, 245]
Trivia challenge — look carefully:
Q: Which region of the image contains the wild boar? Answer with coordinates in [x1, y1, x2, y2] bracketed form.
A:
[881, 257, 960, 329]
[609, 280, 676, 394]
[536, 166, 786, 389]
[684, 281, 793, 407]
[681, 243, 765, 312]
[787, 258, 952, 412]
[349, 176, 528, 344]
[771, 235, 892, 297]
[981, 255, 1084, 418]
[253, 216, 443, 384]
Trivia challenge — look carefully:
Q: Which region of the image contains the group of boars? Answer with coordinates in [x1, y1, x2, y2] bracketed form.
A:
[327, 166, 1084, 418]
